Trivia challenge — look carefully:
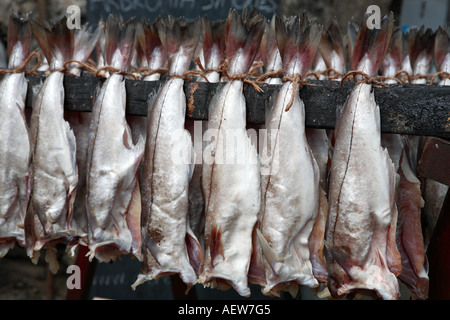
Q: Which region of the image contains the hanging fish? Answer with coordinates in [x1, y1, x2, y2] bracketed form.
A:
[380, 26, 429, 300]
[65, 23, 101, 256]
[25, 16, 78, 273]
[85, 16, 145, 263]
[253, 15, 322, 297]
[132, 17, 203, 291]
[306, 17, 346, 285]
[0, 13, 32, 258]
[198, 10, 265, 298]
[324, 13, 402, 300]
[185, 17, 226, 248]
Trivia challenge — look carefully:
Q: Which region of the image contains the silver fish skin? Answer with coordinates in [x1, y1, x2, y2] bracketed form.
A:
[85, 16, 144, 263]
[27, 70, 78, 272]
[0, 14, 32, 257]
[86, 73, 144, 263]
[132, 17, 203, 291]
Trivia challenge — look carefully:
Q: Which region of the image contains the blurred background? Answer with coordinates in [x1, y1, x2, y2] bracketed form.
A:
[0, 0, 448, 300]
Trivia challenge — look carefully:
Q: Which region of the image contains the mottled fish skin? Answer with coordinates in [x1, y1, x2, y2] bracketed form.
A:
[324, 13, 402, 300]
[199, 10, 265, 297]
[254, 18, 322, 297]
[324, 84, 401, 300]
[0, 13, 31, 258]
[199, 80, 261, 297]
[132, 17, 203, 291]
[259, 82, 321, 297]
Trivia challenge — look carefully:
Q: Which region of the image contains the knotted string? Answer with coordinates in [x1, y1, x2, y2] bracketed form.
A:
[0, 51, 41, 75]
[217, 58, 264, 93]
[340, 70, 389, 87]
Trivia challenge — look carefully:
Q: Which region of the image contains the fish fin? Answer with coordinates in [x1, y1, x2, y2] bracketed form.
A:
[225, 9, 265, 75]
[31, 15, 73, 69]
[433, 26, 449, 72]
[7, 12, 31, 69]
[210, 224, 224, 267]
[105, 15, 136, 71]
[383, 147, 402, 276]
[256, 229, 281, 275]
[45, 245, 60, 274]
[126, 179, 142, 261]
[280, 14, 322, 76]
[62, 119, 79, 179]
[330, 245, 358, 278]
[165, 16, 201, 75]
[248, 224, 266, 286]
[202, 17, 226, 70]
[186, 226, 204, 275]
[350, 12, 394, 77]
[319, 17, 345, 72]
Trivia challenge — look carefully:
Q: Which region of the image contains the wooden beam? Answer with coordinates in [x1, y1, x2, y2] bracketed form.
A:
[25, 73, 450, 139]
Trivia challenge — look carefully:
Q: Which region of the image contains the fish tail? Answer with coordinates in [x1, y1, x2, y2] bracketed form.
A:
[408, 25, 434, 74]
[201, 16, 226, 70]
[164, 16, 201, 75]
[71, 23, 101, 67]
[136, 17, 166, 69]
[225, 9, 265, 75]
[260, 14, 283, 69]
[348, 12, 394, 77]
[433, 27, 449, 72]
[31, 15, 73, 70]
[105, 15, 136, 71]
[7, 12, 31, 69]
[279, 13, 322, 77]
[318, 17, 345, 73]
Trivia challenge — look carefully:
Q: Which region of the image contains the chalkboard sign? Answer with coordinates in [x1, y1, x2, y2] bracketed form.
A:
[87, 0, 279, 24]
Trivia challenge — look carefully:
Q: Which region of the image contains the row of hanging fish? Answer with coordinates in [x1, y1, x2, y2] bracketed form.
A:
[0, 9, 448, 300]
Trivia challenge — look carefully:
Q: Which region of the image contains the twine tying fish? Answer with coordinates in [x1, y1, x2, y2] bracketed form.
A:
[340, 70, 389, 87]
[218, 58, 264, 93]
[0, 51, 41, 75]
[429, 71, 450, 85]
[283, 73, 306, 112]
